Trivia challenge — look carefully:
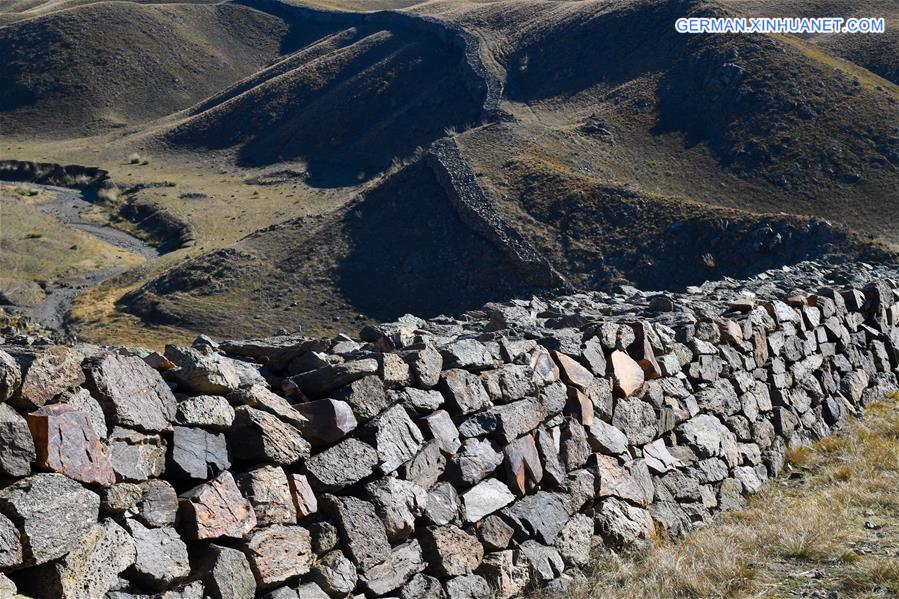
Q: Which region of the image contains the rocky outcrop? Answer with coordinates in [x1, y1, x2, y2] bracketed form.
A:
[0, 260, 897, 596]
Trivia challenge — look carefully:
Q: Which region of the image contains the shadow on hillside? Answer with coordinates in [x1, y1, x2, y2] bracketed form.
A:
[336, 162, 533, 318]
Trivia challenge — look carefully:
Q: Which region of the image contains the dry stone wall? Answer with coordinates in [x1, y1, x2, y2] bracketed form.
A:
[0, 260, 898, 598]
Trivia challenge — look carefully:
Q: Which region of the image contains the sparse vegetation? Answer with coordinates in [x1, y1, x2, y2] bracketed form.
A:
[128, 153, 149, 166]
[552, 395, 899, 599]
[14, 184, 38, 197]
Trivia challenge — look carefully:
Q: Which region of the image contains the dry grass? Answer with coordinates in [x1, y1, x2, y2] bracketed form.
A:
[555, 394, 899, 599]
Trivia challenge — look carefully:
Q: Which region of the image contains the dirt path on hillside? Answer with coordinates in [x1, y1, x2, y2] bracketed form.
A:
[2, 182, 159, 332]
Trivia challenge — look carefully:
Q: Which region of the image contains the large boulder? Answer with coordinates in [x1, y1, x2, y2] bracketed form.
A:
[0, 403, 35, 477]
[0, 473, 99, 565]
[84, 353, 176, 432]
[179, 471, 257, 540]
[27, 403, 115, 486]
[228, 406, 310, 465]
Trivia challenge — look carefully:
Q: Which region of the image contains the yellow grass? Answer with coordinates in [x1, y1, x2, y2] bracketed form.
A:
[554, 394, 899, 599]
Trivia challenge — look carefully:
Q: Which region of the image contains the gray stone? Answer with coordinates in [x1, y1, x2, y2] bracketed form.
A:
[332, 375, 389, 421]
[0, 473, 99, 565]
[311, 550, 358, 597]
[400, 387, 445, 412]
[444, 574, 491, 599]
[479, 550, 531, 599]
[39, 518, 135, 599]
[401, 574, 447, 599]
[559, 419, 591, 471]
[136, 479, 178, 527]
[518, 541, 564, 583]
[425, 482, 459, 526]
[228, 406, 310, 465]
[126, 519, 190, 590]
[0, 349, 21, 402]
[179, 471, 258, 540]
[366, 476, 427, 541]
[462, 478, 515, 523]
[402, 439, 446, 489]
[367, 404, 424, 474]
[305, 438, 378, 491]
[0, 512, 22, 569]
[502, 491, 571, 544]
[174, 395, 235, 430]
[0, 403, 35, 476]
[325, 494, 391, 571]
[446, 438, 503, 486]
[407, 346, 443, 389]
[360, 539, 426, 595]
[441, 339, 494, 370]
[169, 425, 230, 481]
[293, 359, 379, 398]
[227, 385, 309, 429]
[612, 398, 657, 445]
[478, 514, 514, 551]
[106, 427, 166, 482]
[297, 583, 330, 599]
[490, 398, 547, 443]
[440, 369, 491, 415]
[587, 420, 628, 454]
[85, 353, 176, 432]
[481, 364, 535, 403]
[595, 497, 655, 547]
[554, 513, 593, 567]
[166, 345, 241, 394]
[56, 386, 109, 438]
[11, 345, 85, 410]
[199, 544, 257, 599]
[420, 409, 461, 455]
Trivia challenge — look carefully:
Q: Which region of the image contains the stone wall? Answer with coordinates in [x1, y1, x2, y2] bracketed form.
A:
[0, 260, 897, 598]
[236, 0, 510, 123]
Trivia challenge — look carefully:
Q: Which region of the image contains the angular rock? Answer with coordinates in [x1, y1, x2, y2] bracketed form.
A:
[180, 471, 257, 540]
[586, 420, 629, 455]
[366, 476, 427, 541]
[288, 473, 317, 518]
[0, 512, 22, 569]
[311, 549, 357, 597]
[198, 544, 257, 599]
[611, 398, 657, 445]
[174, 395, 235, 430]
[367, 404, 424, 474]
[135, 479, 178, 527]
[297, 583, 330, 599]
[331, 375, 389, 421]
[407, 346, 443, 389]
[478, 514, 514, 551]
[292, 359, 379, 398]
[529, 346, 560, 386]
[294, 398, 357, 444]
[444, 574, 491, 599]
[402, 439, 446, 489]
[420, 525, 484, 576]
[0, 403, 35, 477]
[559, 419, 591, 471]
[446, 438, 503, 486]
[421, 409, 462, 455]
[84, 353, 176, 432]
[0, 473, 99, 565]
[236, 465, 297, 526]
[502, 491, 570, 544]
[166, 345, 241, 394]
[39, 518, 135, 599]
[595, 497, 655, 547]
[126, 519, 190, 591]
[305, 438, 378, 491]
[240, 525, 313, 589]
[518, 541, 564, 583]
[106, 427, 166, 482]
[227, 385, 309, 429]
[228, 406, 310, 465]
[551, 350, 595, 390]
[491, 398, 547, 444]
[440, 369, 491, 415]
[441, 339, 494, 370]
[169, 425, 230, 481]
[26, 403, 115, 485]
[554, 513, 593, 567]
[609, 350, 644, 398]
[399, 387, 445, 412]
[462, 478, 515, 523]
[480, 550, 531, 599]
[360, 539, 426, 595]
[424, 482, 459, 526]
[324, 495, 390, 571]
[402, 573, 447, 599]
[642, 439, 684, 474]
[593, 454, 647, 506]
[565, 387, 594, 426]
[503, 434, 543, 495]
[55, 387, 108, 438]
[0, 349, 21, 402]
[13, 345, 85, 410]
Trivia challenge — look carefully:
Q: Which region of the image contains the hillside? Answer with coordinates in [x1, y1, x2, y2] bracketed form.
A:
[0, 0, 896, 345]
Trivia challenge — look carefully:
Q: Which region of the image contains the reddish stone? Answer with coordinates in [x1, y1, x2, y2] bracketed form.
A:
[27, 404, 115, 486]
[503, 435, 542, 496]
[549, 351, 594, 390]
[288, 473, 318, 518]
[180, 472, 257, 540]
[610, 350, 644, 398]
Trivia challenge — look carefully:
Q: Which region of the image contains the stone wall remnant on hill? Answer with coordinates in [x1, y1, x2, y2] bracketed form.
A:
[0, 260, 897, 597]
[237, 0, 510, 123]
